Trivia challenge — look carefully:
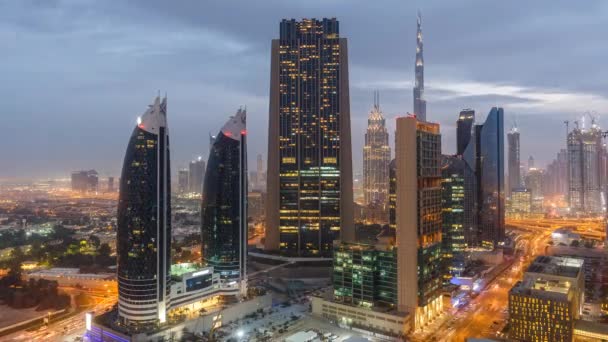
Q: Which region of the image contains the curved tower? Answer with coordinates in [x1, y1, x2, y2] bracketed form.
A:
[201, 108, 247, 287]
[116, 96, 171, 327]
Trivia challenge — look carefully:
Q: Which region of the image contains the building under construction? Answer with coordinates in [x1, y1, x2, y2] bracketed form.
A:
[567, 119, 606, 215]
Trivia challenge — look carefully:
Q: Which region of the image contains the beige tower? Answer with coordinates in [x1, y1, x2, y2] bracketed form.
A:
[265, 18, 354, 256]
[395, 115, 443, 330]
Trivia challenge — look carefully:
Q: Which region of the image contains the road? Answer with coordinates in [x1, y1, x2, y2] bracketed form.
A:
[3, 288, 117, 342]
[417, 223, 552, 342]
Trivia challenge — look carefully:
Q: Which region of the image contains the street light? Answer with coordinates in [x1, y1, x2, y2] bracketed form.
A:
[236, 330, 244, 338]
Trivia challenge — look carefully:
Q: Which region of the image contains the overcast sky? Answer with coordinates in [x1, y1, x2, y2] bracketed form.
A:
[1, 0, 607, 180]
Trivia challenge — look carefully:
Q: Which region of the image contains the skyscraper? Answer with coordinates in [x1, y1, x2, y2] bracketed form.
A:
[441, 156, 466, 284]
[201, 108, 247, 289]
[456, 109, 475, 156]
[475, 107, 505, 249]
[188, 157, 205, 194]
[107, 176, 114, 192]
[363, 92, 391, 210]
[567, 122, 603, 214]
[255, 153, 265, 191]
[395, 116, 442, 330]
[507, 126, 521, 197]
[413, 12, 426, 121]
[388, 159, 397, 232]
[116, 96, 171, 326]
[265, 18, 354, 256]
[528, 155, 535, 170]
[71, 170, 99, 193]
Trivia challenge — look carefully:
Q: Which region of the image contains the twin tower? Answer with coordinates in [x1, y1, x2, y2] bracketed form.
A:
[116, 97, 247, 327]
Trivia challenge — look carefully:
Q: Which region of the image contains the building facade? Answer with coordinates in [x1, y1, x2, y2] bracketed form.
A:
[395, 116, 443, 330]
[388, 159, 397, 232]
[71, 170, 99, 193]
[441, 156, 466, 284]
[475, 107, 505, 249]
[177, 169, 189, 194]
[509, 188, 531, 218]
[507, 127, 521, 197]
[201, 109, 247, 290]
[265, 18, 354, 256]
[116, 96, 171, 327]
[363, 92, 391, 219]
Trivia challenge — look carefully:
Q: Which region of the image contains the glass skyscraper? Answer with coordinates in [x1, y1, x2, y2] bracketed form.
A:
[567, 123, 603, 214]
[441, 156, 466, 284]
[507, 126, 521, 197]
[456, 109, 475, 156]
[475, 107, 505, 249]
[116, 96, 171, 327]
[265, 18, 354, 256]
[201, 108, 247, 286]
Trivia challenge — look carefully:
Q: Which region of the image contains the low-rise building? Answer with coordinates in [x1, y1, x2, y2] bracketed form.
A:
[509, 256, 584, 342]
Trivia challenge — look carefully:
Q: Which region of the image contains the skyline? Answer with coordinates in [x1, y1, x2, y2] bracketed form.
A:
[2, 1, 608, 179]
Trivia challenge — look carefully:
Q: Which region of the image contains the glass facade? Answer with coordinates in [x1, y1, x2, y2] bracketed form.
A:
[456, 109, 474, 156]
[333, 242, 397, 309]
[441, 156, 466, 284]
[201, 109, 247, 282]
[388, 159, 397, 232]
[363, 97, 390, 211]
[277, 18, 345, 256]
[117, 96, 171, 326]
[567, 125, 603, 214]
[507, 128, 521, 197]
[416, 125, 443, 307]
[475, 107, 505, 249]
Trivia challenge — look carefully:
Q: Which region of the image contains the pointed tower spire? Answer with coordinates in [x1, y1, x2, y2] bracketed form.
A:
[413, 10, 427, 121]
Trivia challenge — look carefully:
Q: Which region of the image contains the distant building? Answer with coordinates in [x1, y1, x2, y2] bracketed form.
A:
[526, 167, 545, 213]
[363, 92, 390, 223]
[509, 256, 584, 342]
[567, 122, 604, 214]
[395, 116, 443, 329]
[107, 177, 114, 192]
[265, 18, 354, 256]
[71, 170, 98, 193]
[413, 12, 426, 121]
[474, 107, 505, 250]
[188, 157, 205, 194]
[254, 153, 265, 191]
[177, 169, 189, 194]
[544, 149, 568, 197]
[507, 127, 521, 197]
[510, 188, 531, 218]
[441, 156, 466, 284]
[201, 108, 247, 289]
[528, 155, 535, 171]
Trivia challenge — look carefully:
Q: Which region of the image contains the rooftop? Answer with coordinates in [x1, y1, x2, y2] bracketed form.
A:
[526, 255, 583, 279]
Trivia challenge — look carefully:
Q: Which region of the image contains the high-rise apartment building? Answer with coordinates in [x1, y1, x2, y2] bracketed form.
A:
[188, 157, 205, 194]
[507, 126, 521, 197]
[363, 92, 391, 213]
[528, 155, 535, 170]
[568, 123, 604, 214]
[413, 12, 426, 121]
[441, 156, 466, 284]
[474, 107, 505, 249]
[265, 18, 354, 256]
[526, 167, 545, 213]
[201, 109, 247, 290]
[395, 116, 443, 330]
[509, 256, 584, 342]
[509, 188, 531, 218]
[116, 96, 171, 326]
[456, 109, 475, 156]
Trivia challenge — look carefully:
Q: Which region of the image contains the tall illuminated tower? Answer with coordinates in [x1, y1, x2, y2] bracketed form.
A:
[395, 115, 443, 330]
[116, 96, 171, 326]
[413, 11, 426, 121]
[201, 108, 247, 290]
[363, 92, 391, 210]
[266, 18, 354, 256]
